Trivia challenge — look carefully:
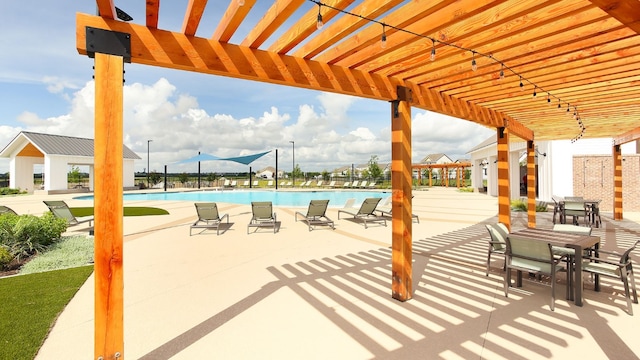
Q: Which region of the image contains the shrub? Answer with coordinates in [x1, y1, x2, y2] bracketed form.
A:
[0, 213, 67, 263]
[511, 199, 549, 212]
[20, 235, 94, 274]
[0, 246, 12, 268]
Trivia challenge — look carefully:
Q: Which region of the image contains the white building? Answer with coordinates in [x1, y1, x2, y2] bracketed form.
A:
[468, 135, 638, 203]
[0, 132, 140, 194]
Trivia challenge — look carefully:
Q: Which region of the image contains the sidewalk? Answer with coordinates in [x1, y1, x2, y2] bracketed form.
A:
[6, 187, 636, 359]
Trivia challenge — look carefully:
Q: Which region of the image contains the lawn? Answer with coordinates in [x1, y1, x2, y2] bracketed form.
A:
[71, 206, 169, 217]
[0, 265, 93, 359]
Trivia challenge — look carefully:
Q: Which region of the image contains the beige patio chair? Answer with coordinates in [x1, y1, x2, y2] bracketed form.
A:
[190, 202, 229, 235]
[43, 200, 94, 228]
[504, 235, 569, 311]
[563, 200, 589, 226]
[247, 201, 278, 234]
[295, 199, 335, 231]
[337, 197, 386, 229]
[485, 223, 509, 276]
[581, 240, 639, 315]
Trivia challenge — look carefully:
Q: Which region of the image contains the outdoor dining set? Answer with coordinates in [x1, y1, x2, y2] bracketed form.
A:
[551, 196, 602, 228]
[486, 222, 638, 315]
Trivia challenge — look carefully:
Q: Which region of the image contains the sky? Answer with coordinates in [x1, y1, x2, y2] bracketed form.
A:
[0, 1, 495, 175]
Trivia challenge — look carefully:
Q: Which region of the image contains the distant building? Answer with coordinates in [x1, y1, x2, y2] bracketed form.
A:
[0, 131, 140, 194]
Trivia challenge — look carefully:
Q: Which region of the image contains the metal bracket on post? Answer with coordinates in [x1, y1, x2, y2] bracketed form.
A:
[392, 86, 413, 119]
[86, 27, 132, 63]
[391, 100, 400, 118]
[499, 127, 505, 139]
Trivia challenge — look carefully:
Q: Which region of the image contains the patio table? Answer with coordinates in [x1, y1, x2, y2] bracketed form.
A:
[509, 228, 600, 307]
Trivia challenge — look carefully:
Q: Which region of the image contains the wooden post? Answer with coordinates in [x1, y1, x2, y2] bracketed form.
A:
[391, 88, 412, 302]
[497, 127, 511, 230]
[527, 141, 536, 228]
[94, 52, 125, 360]
[613, 144, 623, 220]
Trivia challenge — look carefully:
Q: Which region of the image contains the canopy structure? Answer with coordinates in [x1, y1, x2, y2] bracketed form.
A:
[174, 150, 270, 166]
[76, 2, 640, 358]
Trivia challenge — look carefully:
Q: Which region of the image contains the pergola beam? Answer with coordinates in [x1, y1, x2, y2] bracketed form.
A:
[75, 13, 532, 136]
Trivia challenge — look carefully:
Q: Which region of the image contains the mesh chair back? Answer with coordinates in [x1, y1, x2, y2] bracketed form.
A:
[44, 200, 78, 225]
[486, 224, 507, 251]
[0, 206, 17, 215]
[306, 200, 329, 218]
[507, 235, 554, 273]
[195, 203, 220, 221]
[252, 202, 274, 221]
[359, 198, 382, 215]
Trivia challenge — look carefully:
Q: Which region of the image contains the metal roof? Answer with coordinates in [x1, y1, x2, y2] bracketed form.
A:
[1, 131, 140, 159]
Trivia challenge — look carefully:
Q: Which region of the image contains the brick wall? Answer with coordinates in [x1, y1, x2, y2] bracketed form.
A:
[572, 154, 640, 212]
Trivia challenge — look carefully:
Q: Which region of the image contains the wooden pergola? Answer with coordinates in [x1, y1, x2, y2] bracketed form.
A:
[76, 1, 640, 358]
[413, 162, 472, 188]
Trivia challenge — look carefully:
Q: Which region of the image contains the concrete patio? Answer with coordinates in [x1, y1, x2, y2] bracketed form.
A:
[4, 187, 638, 359]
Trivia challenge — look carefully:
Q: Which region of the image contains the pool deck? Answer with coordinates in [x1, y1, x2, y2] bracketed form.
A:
[3, 187, 639, 359]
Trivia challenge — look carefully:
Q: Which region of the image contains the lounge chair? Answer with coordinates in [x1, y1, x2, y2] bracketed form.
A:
[230, 180, 237, 188]
[43, 200, 94, 228]
[326, 180, 336, 188]
[351, 180, 359, 188]
[267, 180, 274, 187]
[359, 180, 367, 188]
[342, 182, 351, 188]
[376, 197, 420, 223]
[242, 180, 250, 187]
[0, 205, 17, 216]
[368, 182, 377, 189]
[248, 201, 278, 234]
[190, 203, 229, 235]
[316, 180, 323, 187]
[295, 199, 335, 231]
[253, 180, 260, 187]
[223, 179, 231, 187]
[337, 197, 386, 228]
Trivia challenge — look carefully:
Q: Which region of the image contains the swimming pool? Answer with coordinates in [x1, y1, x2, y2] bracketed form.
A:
[75, 190, 390, 207]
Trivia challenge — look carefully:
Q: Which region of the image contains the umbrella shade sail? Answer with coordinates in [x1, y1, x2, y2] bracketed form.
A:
[174, 153, 222, 164]
[175, 150, 271, 165]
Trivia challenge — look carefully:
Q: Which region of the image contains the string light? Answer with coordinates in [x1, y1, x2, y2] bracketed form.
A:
[471, 51, 477, 71]
[430, 39, 436, 61]
[316, 4, 324, 29]
[307, 0, 586, 141]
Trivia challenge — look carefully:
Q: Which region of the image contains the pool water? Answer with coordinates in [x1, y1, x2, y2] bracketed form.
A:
[75, 190, 390, 207]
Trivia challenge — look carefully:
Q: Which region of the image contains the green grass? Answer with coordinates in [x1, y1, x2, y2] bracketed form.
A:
[71, 206, 169, 217]
[0, 266, 93, 359]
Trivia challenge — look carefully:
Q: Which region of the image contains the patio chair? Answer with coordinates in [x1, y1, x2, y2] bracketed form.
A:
[485, 223, 509, 276]
[563, 200, 589, 226]
[43, 200, 94, 228]
[342, 181, 351, 188]
[294, 199, 335, 231]
[316, 180, 323, 187]
[242, 180, 250, 187]
[253, 180, 260, 187]
[0, 205, 17, 216]
[247, 201, 278, 234]
[581, 240, 639, 315]
[551, 196, 564, 224]
[337, 197, 386, 228]
[504, 235, 569, 311]
[351, 180, 359, 188]
[326, 181, 336, 188]
[376, 196, 420, 223]
[368, 182, 377, 189]
[359, 180, 368, 188]
[267, 180, 274, 187]
[190, 203, 229, 236]
[223, 179, 231, 187]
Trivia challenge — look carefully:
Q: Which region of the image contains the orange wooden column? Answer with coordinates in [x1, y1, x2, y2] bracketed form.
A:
[391, 87, 412, 302]
[526, 141, 536, 228]
[496, 127, 511, 230]
[94, 52, 125, 360]
[613, 144, 623, 220]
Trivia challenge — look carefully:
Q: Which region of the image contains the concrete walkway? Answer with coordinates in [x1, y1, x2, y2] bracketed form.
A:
[4, 187, 638, 359]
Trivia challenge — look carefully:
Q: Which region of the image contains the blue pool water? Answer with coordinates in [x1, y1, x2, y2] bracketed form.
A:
[75, 190, 390, 207]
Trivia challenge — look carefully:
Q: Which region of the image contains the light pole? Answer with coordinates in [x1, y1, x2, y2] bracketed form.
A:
[147, 139, 153, 188]
[289, 140, 295, 187]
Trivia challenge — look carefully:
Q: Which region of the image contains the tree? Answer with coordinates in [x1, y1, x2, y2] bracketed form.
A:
[149, 171, 161, 186]
[367, 155, 383, 181]
[206, 173, 217, 182]
[321, 170, 330, 181]
[68, 166, 81, 186]
[178, 172, 190, 185]
[292, 164, 303, 180]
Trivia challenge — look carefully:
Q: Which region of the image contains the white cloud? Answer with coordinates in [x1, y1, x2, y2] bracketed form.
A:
[0, 78, 493, 174]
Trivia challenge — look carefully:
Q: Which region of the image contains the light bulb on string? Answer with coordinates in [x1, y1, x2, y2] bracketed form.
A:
[533, 87, 537, 97]
[430, 40, 436, 61]
[381, 24, 387, 49]
[499, 64, 504, 80]
[471, 51, 477, 71]
[519, 77, 524, 91]
[547, 93, 551, 103]
[316, 4, 324, 29]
